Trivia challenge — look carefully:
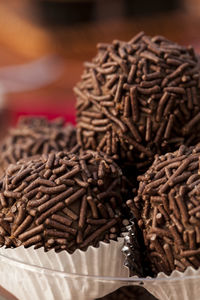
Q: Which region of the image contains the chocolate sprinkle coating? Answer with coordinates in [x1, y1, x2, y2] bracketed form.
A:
[129, 144, 200, 275]
[0, 117, 77, 174]
[75, 32, 200, 170]
[0, 150, 128, 253]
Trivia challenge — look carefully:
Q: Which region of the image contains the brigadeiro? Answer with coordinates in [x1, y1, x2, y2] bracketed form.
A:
[0, 116, 77, 174]
[0, 150, 130, 252]
[75, 32, 200, 172]
[0, 149, 134, 299]
[126, 144, 200, 276]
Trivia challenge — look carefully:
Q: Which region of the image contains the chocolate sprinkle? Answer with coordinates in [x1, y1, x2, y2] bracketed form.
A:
[75, 32, 200, 171]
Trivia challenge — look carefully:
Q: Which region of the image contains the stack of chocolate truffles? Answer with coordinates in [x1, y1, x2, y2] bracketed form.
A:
[0, 31, 200, 299]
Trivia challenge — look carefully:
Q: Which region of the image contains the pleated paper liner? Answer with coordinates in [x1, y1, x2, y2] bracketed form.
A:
[0, 238, 129, 300]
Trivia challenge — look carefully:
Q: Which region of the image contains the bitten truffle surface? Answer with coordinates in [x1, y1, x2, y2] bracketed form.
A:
[0, 150, 127, 253]
[0, 117, 77, 173]
[75, 32, 200, 171]
[129, 144, 200, 275]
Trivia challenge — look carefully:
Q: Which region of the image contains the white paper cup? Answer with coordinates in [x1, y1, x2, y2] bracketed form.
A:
[0, 238, 129, 300]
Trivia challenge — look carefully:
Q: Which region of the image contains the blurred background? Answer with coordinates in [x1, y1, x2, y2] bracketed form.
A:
[0, 0, 200, 132]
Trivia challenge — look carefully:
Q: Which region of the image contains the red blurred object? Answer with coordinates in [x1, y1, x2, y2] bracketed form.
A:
[9, 98, 76, 125]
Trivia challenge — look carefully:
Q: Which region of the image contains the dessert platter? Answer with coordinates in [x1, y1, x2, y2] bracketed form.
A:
[0, 32, 200, 300]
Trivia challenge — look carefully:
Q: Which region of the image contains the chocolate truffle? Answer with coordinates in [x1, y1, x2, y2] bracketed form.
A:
[0, 150, 128, 253]
[129, 144, 200, 275]
[0, 117, 77, 173]
[75, 32, 200, 171]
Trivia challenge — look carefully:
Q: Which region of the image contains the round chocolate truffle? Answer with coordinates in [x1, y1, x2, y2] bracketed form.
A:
[129, 144, 200, 275]
[75, 32, 200, 171]
[0, 117, 77, 173]
[0, 150, 128, 252]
